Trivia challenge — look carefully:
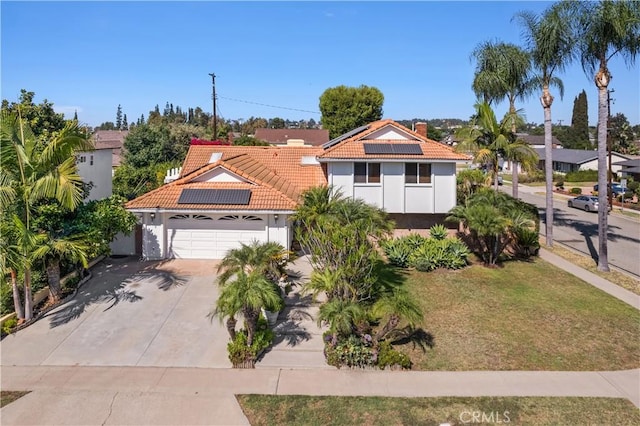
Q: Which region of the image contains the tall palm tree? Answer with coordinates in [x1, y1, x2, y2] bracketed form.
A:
[514, 4, 574, 248]
[471, 41, 537, 198]
[0, 110, 91, 319]
[574, 0, 640, 272]
[455, 102, 538, 191]
[32, 234, 89, 303]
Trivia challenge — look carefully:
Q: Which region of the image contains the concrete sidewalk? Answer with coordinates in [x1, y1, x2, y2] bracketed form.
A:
[1, 365, 638, 425]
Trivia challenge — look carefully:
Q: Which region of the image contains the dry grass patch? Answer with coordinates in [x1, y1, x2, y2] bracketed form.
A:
[399, 259, 639, 371]
[237, 395, 640, 426]
[540, 237, 640, 295]
[0, 391, 30, 407]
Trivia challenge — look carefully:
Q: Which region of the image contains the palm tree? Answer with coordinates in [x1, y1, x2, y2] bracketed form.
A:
[0, 217, 24, 321]
[32, 234, 89, 303]
[371, 289, 422, 343]
[317, 299, 366, 345]
[212, 270, 283, 346]
[216, 240, 291, 286]
[455, 102, 537, 191]
[574, 0, 640, 272]
[0, 111, 91, 319]
[471, 40, 537, 198]
[514, 4, 574, 248]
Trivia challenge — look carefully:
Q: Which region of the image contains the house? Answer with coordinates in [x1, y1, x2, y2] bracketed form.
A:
[614, 158, 640, 181]
[254, 128, 330, 146]
[75, 148, 113, 201]
[534, 148, 630, 174]
[93, 130, 129, 171]
[126, 120, 470, 260]
[517, 134, 562, 149]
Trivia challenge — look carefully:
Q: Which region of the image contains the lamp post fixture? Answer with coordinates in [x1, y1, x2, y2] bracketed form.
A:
[209, 73, 217, 140]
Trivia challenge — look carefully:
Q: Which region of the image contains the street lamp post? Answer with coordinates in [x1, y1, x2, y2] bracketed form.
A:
[209, 73, 217, 140]
[607, 88, 615, 212]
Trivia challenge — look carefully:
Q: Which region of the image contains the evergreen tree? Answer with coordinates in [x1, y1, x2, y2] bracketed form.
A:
[569, 90, 590, 149]
[122, 114, 128, 130]
[73, 110, 78, 121]
[116, 104, 123, 129]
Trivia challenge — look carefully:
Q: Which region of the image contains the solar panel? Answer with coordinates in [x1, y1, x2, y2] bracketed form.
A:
[392, 144, 423, 155]
[363, 143, 394, 154]
[363, 143, 423, 155]
[322, 124, 370, 149]
[178, 189, 251, 205]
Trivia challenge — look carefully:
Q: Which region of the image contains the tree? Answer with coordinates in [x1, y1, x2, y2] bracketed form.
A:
[574, 0, 640, 272]
[116, 104, 123, 130]
[317, 300, 366, 345]
[514, 3, 573, 248]
[1, 89, 66, 138]
[455, 102, 538, 191]
[122, 114, 128, 131]
[0, 112, 91, 319]
[216, 241, 290, 287]
[319, 85, 384, 139]
[569, 90, 591, 149]
[609, 113, 638, 155]
[232, 136, 269, 146]
[95, 121, 116, 131]
[471, 40, 535, 198]
[269, 117, 285, 129]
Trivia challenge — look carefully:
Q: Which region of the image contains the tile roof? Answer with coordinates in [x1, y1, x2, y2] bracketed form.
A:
[534, 148, 629, 164]
[254, 128, 330, 146]
[319, 120, 470, 161]
[126, 146, 326, 211]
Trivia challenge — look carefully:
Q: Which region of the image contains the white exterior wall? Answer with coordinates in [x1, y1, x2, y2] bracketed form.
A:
[579, 157, 626, 174]
[328, 163, 354, 197]
[327, 161, 457, 214]
[143, 213, 165, 260]
[267, 214, 290, 250]
[76, 149, 112, 201]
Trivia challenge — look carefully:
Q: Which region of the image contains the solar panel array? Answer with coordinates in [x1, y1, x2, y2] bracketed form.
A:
[177, 189, 251, 205]
[363, 143, 423, 155]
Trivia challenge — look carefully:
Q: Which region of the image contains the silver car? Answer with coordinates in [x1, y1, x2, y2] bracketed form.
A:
[568, 195, 599, 212]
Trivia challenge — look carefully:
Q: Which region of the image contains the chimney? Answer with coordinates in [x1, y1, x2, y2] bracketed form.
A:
[415, 122, 427, 138]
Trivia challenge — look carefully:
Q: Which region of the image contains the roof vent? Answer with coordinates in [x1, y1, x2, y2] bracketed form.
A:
[286, 139, 305, 146]
[209, 152, 222, 163]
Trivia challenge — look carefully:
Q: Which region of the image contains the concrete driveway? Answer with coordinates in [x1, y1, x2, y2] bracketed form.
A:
[1, 257, 231, 368]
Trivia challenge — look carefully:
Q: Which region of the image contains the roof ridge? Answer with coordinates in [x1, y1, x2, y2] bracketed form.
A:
[223, 155, 300, 202]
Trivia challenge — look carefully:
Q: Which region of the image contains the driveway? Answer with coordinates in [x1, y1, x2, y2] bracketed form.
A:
[1, 257, 232, 368]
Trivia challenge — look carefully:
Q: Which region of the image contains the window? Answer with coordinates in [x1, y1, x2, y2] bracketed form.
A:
[354, 162, 381, 184]
[405, 163, 431, 184]
[90, 155, 94, 166]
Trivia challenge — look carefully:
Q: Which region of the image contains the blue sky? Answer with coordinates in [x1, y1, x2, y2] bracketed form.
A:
[2, 1, 639, 128]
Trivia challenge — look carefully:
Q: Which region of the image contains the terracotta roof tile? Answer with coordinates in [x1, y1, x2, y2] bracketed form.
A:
[319, 120, 470, 161]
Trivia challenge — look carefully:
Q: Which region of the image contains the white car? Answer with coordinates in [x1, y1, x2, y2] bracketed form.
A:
[568, 195, 599, 212]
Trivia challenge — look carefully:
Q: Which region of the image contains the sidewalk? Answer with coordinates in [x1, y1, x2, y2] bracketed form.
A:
[1, 365, 638, 425]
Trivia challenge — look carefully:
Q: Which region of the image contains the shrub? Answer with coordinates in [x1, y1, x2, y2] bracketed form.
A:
[565, 169, 598, 182]
[227, 319, 274, 368]
[408, 238, 469, 271]
[429, 224, 448, 240]
[513, 228, 540, 258]
[1, 317, 18, 335]
[570, 187, 582, 194]
[1, 282, 16, 315]
[377, 341, 411, 370]
[382, 241, 412, 268]
[555, 181, 564, 189]
[324, 335, 377, 369]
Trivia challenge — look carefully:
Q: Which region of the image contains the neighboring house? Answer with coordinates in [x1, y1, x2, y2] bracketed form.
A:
[93, 130, 129, 171]
[75, 149, 113, 201]
[534, 148, 630, 174]
[614, 158, 640, 181]
[254, 128, 330, 146]
[126, 120, 470, 260]
[517, 134, 562, 149]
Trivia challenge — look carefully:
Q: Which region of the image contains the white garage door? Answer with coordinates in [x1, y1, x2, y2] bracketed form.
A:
[166, 214, 268, 259]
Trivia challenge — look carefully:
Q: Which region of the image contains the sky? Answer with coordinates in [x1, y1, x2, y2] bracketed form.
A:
[2, 1, 639, 128]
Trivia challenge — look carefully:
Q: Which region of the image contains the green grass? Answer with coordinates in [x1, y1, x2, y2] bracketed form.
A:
[0, 391, 29, 407]
[399, 259, 640, 371]
[237, 395, 640, 426]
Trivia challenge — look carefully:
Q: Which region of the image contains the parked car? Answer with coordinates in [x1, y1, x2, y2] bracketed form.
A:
[568, 195, 599, 212]
[593, 183, 624, 196]
[497, 175, 504, 186]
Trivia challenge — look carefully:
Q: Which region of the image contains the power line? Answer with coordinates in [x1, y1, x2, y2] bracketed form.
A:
[218, 95, 321, 115]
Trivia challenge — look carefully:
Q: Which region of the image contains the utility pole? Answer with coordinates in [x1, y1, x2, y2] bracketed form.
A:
[209, 73, 217, 140]
[607, 88, 615, 212]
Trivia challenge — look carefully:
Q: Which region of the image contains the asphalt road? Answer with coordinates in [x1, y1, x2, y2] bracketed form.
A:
[508, 186, 640, 278]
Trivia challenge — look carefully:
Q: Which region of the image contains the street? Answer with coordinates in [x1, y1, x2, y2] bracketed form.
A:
[509, 186, 640, 278]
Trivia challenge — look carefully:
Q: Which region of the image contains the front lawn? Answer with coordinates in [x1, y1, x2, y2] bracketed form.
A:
[237, 395, 640, 426]
[400, 259, 640, 371]
[0, 391, 30, 407]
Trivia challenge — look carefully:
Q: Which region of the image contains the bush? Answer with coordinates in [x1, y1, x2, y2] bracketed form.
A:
[383, 234, 470, 271]
[513, 228, 540, 258]
[381, 241, 412, 268]
[227, 319, 274, 368]
[377, 341, 411, 370]
[565, 169, 598, 182]
[324, 334, 377, 369]
[570, 187, 582, 194]
[555, 181, 564, 189]
[429, 224, 448, 240]
[1, 317, 18, 335]
[1, 282, 16, 316]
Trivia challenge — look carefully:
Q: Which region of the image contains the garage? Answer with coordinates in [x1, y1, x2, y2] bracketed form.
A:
[166, 214, 268, 259]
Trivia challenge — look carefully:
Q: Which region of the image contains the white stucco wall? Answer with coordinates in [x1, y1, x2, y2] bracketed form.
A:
[382, 163, 403, 213]
[143, 213, 165, 260]
[433, 163, 456, 213]
[76, 149, 112, 201]
[579, 156, 627, 174]
[328, 163, 354, 197]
